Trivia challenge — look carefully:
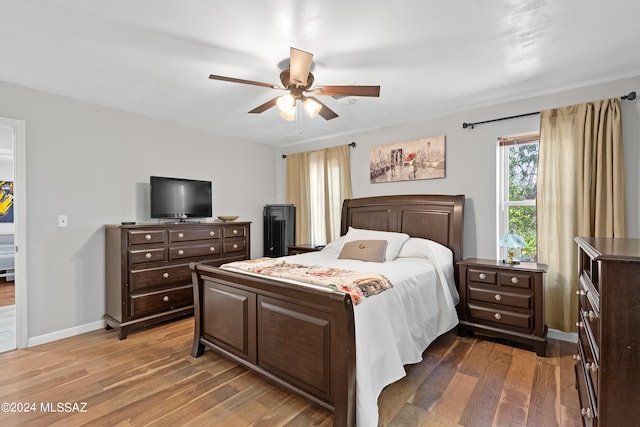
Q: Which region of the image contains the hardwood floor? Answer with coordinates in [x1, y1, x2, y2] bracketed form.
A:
[0, 281, 14, 307]
[0, 318, 582, 426]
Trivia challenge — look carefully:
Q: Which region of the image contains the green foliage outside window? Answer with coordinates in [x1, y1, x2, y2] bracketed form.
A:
[507, 144, 538, 261]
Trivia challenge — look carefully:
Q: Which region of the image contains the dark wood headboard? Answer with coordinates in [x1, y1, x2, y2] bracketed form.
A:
[340, 194, 465, 267]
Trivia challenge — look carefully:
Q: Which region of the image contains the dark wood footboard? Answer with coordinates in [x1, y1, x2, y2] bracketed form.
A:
[190, 262, 356, 427]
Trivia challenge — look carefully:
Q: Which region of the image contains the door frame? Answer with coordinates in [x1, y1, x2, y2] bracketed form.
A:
[0, 116, 27, 348]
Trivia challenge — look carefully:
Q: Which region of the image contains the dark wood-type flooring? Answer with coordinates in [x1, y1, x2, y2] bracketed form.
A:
[0, 317, 582, 426]
[0, 281, 14, 307]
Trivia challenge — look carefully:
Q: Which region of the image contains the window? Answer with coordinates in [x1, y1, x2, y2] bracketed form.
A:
[497, 133, 539, 262]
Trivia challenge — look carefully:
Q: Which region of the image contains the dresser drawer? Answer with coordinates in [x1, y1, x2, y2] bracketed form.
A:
[498, 272, 531, 289]
[468, 284, 531, 309]
[129, 264, 191, 292]
[129, 247, 166, 265]
[169, 227, 221, 242]
[223, 225, 247, 239]
[577, 322, 599, 395]
[468, 268, 496, 285]
[169, 242, 222, 260]
[128, 229, 166, 245]
[467, 303, 532, 331]
[224, 239, 246, 254]
[129, 284, 193, 319]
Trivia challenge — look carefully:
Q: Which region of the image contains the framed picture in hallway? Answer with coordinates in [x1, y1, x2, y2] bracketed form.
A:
[369, 135, 446, 183]
[0, 181, 13, 223]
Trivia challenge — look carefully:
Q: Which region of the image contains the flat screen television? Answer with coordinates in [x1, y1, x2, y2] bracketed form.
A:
[150, 176, 212, 221]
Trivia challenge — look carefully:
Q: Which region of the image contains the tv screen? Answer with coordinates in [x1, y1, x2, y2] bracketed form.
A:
[150, 176, 212, 221]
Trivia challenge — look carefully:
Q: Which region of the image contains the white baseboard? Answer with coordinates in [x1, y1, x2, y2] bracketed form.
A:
[28, 320, 105, 348]
[548, 328, 578, 343]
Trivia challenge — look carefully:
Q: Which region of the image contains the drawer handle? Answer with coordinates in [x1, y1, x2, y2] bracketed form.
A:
[233, 229, 238, 235]
[494, 294, 502, 301]
[145, 234, 151, 240]
[479, 273, 486, 280]
[210, 247, 215, 252]
[232, 244, 238, 249]
[576, 321, 584, 329]
[494, 313, 502, 320]
[162, 296, 169, 302]
[576, 289, 586, 296]
[572, 354, 581, 362]
[178, 249, 184, 255]
[178, 232, 184, 238]
[581, 408, 593, 419]
[510, 277, 519, 284]
[585, 362, 598, 373]
[145, 253, 152, 259]
[209, 231, 215, 236]
[162, 272, 169, 279]
[586, 310, 598, 322]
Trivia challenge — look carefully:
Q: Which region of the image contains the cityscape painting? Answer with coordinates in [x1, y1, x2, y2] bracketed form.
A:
[369, 135, 446, 183]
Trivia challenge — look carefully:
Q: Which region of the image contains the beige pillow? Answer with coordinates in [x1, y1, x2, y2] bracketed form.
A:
[338, 240, 387, 263]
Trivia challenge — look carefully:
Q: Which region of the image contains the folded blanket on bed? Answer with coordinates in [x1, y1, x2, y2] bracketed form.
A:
[221, 257, 392, 305]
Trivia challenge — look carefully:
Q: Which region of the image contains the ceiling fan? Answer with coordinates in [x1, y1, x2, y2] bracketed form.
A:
[208, 47, 380, 121]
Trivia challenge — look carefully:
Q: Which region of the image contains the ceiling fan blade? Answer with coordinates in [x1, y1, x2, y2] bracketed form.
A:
[209, 74, 281, 89]
[306, 96, 339, 120]
[248, 97, 279, 114]
[289, 47, 314, 87]
[312, 85, 380, 97]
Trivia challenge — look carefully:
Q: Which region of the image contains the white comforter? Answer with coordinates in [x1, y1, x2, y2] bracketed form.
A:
[270, 244, 460, 426]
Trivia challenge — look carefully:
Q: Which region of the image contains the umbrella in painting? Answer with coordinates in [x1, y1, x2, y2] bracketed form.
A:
[404, 153, 416, 162]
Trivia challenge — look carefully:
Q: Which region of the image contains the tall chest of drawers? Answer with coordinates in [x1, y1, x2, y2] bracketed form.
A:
[105, 222, 250, 339]
[574, 237, 640, 426]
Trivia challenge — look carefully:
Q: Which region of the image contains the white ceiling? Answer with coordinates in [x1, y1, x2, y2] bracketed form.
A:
[2, 1, 640, 147]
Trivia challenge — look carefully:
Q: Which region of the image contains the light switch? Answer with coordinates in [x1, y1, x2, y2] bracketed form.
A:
[58, 215, 68, 227]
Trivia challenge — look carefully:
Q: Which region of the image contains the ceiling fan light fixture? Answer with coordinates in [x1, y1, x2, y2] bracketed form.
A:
[276, 94, 295, 113]
[280, 107, 296, 121]
[303, 98, 322, 118]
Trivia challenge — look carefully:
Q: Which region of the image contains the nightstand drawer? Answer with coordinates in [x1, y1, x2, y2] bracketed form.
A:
[468, 303, 532, 331]
[498, 272, 531, 289]
[468, 284, 531, 309]
[468, 268, 497, 284]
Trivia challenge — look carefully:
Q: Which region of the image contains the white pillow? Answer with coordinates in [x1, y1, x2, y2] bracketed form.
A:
[338, 227, 410, 261]
[397, 237, 453, 265]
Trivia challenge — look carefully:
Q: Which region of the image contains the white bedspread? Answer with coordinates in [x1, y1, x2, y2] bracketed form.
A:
[225, 246, 459, 426]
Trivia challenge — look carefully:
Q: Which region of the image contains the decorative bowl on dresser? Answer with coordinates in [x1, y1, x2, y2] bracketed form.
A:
[574, 237, 640, 426]
[105, 221, 250, 339]
[457, 258, 548, 356]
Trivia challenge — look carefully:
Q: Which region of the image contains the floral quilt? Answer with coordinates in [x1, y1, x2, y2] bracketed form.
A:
[221, 257, 393, 305]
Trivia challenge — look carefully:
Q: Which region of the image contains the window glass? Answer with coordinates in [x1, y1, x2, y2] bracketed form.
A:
[498, 136, 539, 262]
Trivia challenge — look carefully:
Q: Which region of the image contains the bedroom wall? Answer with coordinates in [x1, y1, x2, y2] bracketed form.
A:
[0, 80, 277, 343]
[276, 74, 640, 259]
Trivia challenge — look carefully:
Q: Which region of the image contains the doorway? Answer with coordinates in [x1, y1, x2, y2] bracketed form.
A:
[0, 117, 27, 352]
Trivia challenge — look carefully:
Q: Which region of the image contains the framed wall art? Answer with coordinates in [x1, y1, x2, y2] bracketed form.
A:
[369, 135, 445, 183]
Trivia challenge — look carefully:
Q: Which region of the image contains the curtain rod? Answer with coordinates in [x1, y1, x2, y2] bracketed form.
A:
[462, 91, 636, 130]
[282, 141, 356, 158]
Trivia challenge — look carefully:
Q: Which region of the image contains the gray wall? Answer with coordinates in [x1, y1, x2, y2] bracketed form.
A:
[0, 81, 277, 341]
[277, 75, 640, 259]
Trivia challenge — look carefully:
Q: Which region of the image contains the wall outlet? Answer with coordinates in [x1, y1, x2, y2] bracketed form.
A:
[58, 215, 68, 227]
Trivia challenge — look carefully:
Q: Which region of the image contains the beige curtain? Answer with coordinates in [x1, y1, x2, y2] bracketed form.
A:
[285, 145, 353, 245]
[537, 97, 626, 331]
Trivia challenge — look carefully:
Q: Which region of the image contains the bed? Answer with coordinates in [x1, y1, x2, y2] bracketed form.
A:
[190, 194, 465, 426]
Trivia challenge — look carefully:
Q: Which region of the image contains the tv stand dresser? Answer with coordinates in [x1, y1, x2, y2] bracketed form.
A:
[105, 221, 250, 339]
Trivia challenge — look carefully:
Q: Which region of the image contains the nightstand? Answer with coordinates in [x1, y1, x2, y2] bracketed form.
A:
[457, 258, 548, 356]
[287, 244, 322, 256]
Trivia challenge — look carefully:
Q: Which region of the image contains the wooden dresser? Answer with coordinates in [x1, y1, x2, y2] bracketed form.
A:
[457, 258, 548, 356]
[105, 222, 250, 339]
[574, 237, 640, 426]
